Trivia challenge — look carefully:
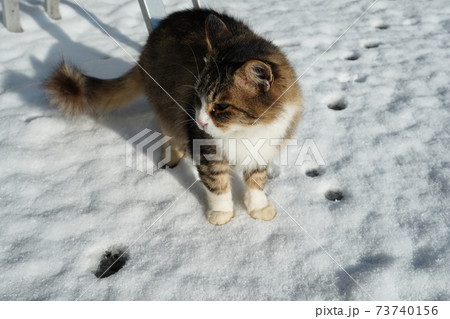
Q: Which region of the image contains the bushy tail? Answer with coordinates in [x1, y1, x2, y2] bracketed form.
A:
[44, 62, 144, 115]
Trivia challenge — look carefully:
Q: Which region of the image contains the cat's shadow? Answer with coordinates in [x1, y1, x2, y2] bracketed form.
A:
[4, 0, 204, 207]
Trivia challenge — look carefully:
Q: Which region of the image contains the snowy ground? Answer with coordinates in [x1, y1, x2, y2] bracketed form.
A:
[0, 0, 449, 300]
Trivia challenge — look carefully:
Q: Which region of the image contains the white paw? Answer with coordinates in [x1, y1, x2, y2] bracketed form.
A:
[244, 188, 268, 212]
[206, 210, 234, 225]
[248, 202, 276, 221]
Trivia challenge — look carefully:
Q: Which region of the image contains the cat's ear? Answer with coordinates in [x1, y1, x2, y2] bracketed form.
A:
[235, 60, 274, 94]
[205, 14, 231, 51]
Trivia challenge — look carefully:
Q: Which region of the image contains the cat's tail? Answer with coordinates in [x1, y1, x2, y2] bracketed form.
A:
[44, 62, 144, 115]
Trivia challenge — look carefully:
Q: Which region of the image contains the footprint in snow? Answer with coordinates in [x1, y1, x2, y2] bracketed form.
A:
[354, 74, 368, 83]
[94, 248, 129, 278]
[324, 94, 347, 111]
[362, 39, 382, 49]
[305, 168, 320, 177]
[325, 189, 344, 201]
[302, 162, 323, 178]
[342, 50, 360, 61]
[371, 19, 389, 30]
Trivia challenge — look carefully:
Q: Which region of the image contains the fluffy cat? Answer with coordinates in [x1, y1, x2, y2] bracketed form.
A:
[44, 9, 303, 225]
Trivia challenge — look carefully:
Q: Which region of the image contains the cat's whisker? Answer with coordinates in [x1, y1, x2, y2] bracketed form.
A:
[187, 44, 201, 79]
[174, 118, 197, 130]
[172, 99, 197, 109]
[177, 119, 196, 127]
[211, 56, 221, 84]
[177, 118, 193, 124]
[179, 84, 197, 90]
[169, 63, 199, 82]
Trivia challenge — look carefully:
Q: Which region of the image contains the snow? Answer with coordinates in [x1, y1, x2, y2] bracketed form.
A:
[0, 0, 449, 300]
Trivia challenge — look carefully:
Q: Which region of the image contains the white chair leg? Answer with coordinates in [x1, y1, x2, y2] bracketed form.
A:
[193, 0, 211, 8]
[2, 0, 23, 33]
[138, 0, 166, 33]
[45, 0, 61, 20]
[138, 0, 211, 33]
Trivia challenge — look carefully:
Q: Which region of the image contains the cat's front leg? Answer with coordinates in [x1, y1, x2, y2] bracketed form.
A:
[243, 166, 276, 221]
[198, 158, 234, 225]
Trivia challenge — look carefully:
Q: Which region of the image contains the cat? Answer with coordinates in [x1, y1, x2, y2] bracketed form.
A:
[44, 9, 303, 225]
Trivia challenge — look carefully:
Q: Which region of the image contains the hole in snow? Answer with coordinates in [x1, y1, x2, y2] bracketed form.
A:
[375, 24, 389, 30]
[302, 163, 323, 178]
[362, 39, 381, 49]
[343, 51, 360, 61]
[354, 75, 368, 83]
[305, 169, 320, 177]
[371, 20, 389, 30]
[326, 96, 347, 111]
[325, 190, 344, 201]
[94, 248, 129, 279]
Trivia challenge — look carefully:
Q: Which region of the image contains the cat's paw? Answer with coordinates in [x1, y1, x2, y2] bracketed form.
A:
[206, 210, 234, 225]
[248, 202, 277, 221]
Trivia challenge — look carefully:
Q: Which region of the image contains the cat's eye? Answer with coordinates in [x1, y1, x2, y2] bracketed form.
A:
[213, 103, 230, 112]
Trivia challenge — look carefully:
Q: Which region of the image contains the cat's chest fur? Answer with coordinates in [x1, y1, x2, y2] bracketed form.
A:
[218, 103, 298, 170]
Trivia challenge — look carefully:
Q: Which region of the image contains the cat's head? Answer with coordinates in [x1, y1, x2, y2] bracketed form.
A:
[194, 14, 292, 137]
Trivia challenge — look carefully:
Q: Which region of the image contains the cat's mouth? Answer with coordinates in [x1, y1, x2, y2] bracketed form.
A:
[196, 119, 208, 131]
[195, 116, 223, 137]
[195, 110, 231, 137]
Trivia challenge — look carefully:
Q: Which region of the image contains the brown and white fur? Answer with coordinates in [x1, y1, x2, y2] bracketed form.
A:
[44, 9, 303, 225]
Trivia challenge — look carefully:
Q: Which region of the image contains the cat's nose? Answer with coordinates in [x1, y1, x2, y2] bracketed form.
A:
[198, 120, 208, 128]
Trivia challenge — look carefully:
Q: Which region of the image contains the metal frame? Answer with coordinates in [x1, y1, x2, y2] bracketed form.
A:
[138, 0, 207, 33]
